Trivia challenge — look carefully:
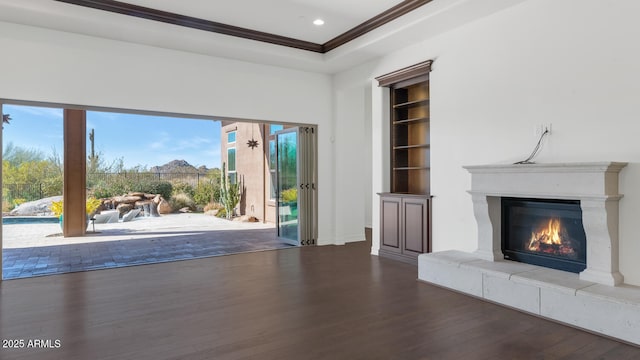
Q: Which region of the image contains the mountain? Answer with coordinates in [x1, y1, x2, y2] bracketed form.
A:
[149, 160, 208, 173]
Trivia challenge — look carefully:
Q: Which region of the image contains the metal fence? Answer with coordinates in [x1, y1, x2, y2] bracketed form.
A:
[3, 183, 47, 202]
[87, 172, 211, 187]
[4, 172, 213, 203]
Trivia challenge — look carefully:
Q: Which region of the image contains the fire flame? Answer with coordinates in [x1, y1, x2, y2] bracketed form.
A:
[528, 218, 562, 250]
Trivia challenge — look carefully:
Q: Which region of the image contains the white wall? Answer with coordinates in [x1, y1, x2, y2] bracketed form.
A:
[336, 0, 640, 285]
[333, 61, 381, 239]
[333, 65, 380, 242]
[0, 21, 338, 245]
[333, 87, 365, 243]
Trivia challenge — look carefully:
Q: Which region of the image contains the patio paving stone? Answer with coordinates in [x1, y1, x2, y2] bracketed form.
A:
[3, 213, 293, 280]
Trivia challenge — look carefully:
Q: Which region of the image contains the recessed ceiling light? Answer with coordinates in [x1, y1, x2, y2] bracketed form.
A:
[313, 19, 325, 26]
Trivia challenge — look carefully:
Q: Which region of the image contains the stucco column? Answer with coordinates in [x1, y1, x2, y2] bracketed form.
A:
[471, 193, 502, 261]
[63, 109, 86, 237]
[371, 83, 390, 255]
[579, 197, 624, 286]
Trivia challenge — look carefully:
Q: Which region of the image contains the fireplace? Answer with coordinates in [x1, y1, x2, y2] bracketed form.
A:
[501, 198, 586, 273]
[419, 163, 638, 346]
[461, 162, 627, 286]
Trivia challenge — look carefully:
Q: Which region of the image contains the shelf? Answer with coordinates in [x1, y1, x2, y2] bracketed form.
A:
[393, 116, 429, 125]
[390, 76, 430, 195]
[393, 99, 429, 109]
[393, 144, 430, 150]
[393, 166, 430, 171]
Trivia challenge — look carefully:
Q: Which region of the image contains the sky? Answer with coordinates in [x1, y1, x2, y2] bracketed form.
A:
[2, 105, 222, 169]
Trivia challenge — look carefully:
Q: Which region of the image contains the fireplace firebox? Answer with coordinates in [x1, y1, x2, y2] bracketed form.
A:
[501, 197, 586, 273]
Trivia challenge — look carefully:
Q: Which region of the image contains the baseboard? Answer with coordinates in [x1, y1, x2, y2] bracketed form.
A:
[379, 248, 418, 265]
[339, 233, 367, 244]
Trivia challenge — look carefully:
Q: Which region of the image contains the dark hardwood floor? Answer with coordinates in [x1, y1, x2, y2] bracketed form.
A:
[1, 240, 638, 360]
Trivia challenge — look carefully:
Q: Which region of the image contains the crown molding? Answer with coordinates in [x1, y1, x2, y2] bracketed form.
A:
[323, 0, 433, 52]
[375, 60, 433, 87]
[54, 0, 432, 53]
[54, 0, 323, 52]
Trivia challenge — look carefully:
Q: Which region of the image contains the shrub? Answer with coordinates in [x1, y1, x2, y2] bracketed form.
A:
[50, 197, 101, 216]
[41, 175, 63, 198]
[215, 207, 227, 218]
[50, 200, 63, 216]
[193, 182, 219, 206]
[90, 179, 173, 200]
[86, 197, 102, 216]
[281, 188, 297, 203]
[203, 202, 223, 212]
[169, 192, 195, 211]
[91, 181, 124, 199]
[13, 198, 26, 207]
[2, 199, 13, 213]
[172, 182, 195, 197]
[146, 181, 173, 200]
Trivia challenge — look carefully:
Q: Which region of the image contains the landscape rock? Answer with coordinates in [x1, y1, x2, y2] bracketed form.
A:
[179, 207, 192, 213]
[8, 196, 62, 216]
[116, 203, 133, 216]
[113, 195, 143, 204]
[135, 200, 150, 208]
[204, 209, 219, 216]
[232, 215, 260, 223]
[158, 199, 172, 214]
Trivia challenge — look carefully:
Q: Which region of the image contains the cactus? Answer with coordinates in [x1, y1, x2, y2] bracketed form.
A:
[219, 162, 242, 219]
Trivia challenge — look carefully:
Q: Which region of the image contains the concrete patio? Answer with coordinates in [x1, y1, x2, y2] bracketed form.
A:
[2, 213, 293, 280]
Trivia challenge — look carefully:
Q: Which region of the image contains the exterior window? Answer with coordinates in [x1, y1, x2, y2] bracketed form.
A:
[227, 131, 236, 144]
[269, 140, 276, 199]
[267, 124, 283, 200]
[269, 124, 283, 135]
[227, 147, 236, 183]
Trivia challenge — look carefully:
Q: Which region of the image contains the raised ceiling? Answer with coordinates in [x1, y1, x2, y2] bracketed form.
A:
[0, 0, 528, 73]
[54, 0, 430, 52]
[112, 0, 408, 45]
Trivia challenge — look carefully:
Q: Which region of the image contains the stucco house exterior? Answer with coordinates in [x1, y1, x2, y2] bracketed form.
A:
[220, 121, 286, 223]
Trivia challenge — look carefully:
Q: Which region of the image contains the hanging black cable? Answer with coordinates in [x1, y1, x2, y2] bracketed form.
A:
[514, 129, 550, 164]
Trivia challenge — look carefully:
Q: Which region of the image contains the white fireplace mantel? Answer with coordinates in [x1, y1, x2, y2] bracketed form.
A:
[463, 162, 627, 286]
[417, 162, 640, 345]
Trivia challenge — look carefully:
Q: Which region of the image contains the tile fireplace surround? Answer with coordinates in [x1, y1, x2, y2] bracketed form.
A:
[418, 162, 640, 345]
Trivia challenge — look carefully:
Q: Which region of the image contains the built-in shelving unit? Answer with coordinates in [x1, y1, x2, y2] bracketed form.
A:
[376, 60, 433, 265]
[391, 79, 430, 195]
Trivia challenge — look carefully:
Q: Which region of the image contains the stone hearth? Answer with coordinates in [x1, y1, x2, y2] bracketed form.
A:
[418, 162, 640, 345]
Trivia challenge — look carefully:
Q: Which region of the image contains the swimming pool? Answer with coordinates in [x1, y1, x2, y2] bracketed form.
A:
[2, 216, 59, 225]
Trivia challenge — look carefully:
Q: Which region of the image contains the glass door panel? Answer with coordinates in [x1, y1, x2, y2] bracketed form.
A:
[276, 129, 300, 244]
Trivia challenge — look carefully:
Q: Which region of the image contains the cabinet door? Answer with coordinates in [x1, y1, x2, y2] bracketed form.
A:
[402, 197, 429, 256]
[380, 196, 402, 254]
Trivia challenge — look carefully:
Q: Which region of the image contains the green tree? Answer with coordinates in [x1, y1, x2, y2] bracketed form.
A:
[2, 156, 62, 202]
[3, 142, 45, 166]
[2, 143, 63, 206]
